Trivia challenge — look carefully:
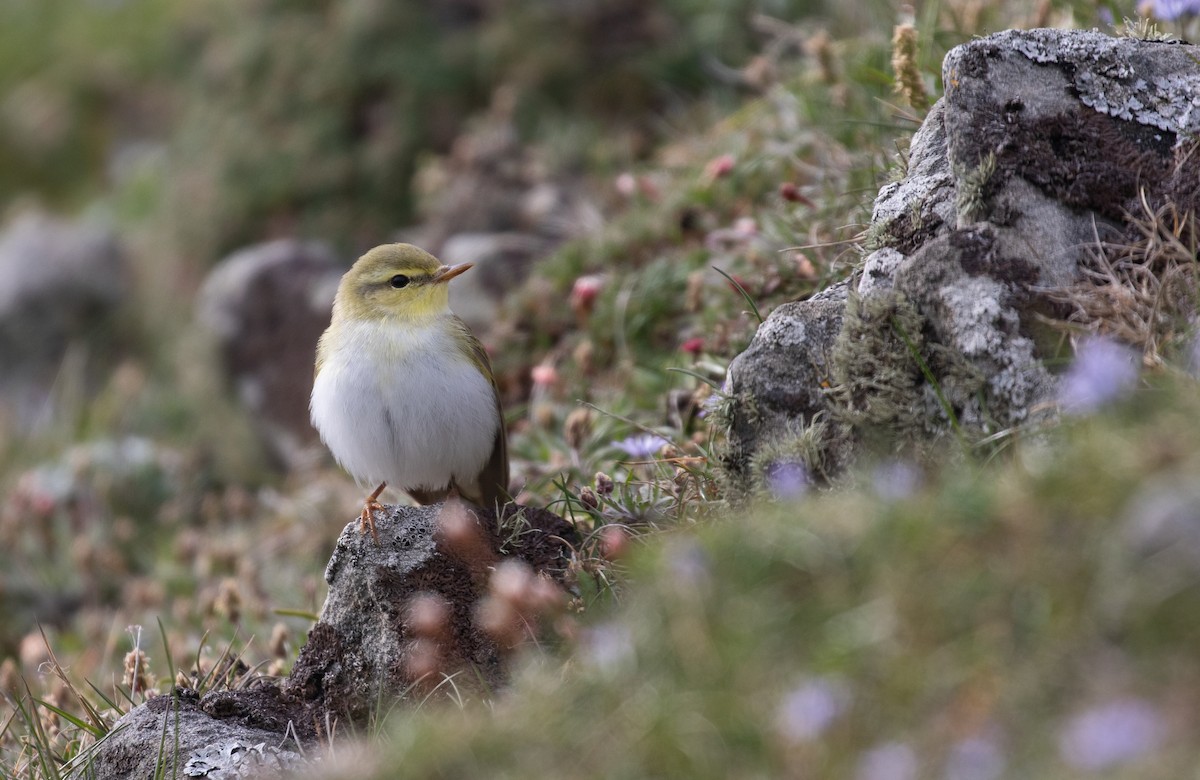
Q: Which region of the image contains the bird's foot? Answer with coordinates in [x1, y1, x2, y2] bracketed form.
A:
[359, 482, 386, 545]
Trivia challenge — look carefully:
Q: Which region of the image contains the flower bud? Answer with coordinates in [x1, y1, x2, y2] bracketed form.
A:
[564, 407, 593, 450]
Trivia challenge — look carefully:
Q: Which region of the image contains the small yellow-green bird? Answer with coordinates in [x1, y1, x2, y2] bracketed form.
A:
[310, 243, 509, 539]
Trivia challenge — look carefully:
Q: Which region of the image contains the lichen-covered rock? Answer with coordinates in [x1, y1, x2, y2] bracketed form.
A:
[943, 29, 1200, 220]
[721, 28, 1200, 495]
[719, 282, 851, 498]
[196, 239, 344, 467]
[285, 501, 575, 725]
[82, 686, 317, 779]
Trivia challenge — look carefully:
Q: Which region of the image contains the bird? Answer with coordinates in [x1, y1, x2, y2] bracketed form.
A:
[310, 243, 509, 540]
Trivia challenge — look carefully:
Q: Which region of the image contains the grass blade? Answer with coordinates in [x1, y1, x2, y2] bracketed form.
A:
[712, 266, 764, 324]
[273, 608, 320, 622]
[34, 699, 104, 740]
[666, 366, 724, 389]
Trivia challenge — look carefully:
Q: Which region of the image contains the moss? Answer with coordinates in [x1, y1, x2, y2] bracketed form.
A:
[748, 413, 834, 490]
[862, 218, 896, 252]
[828, 291, 929, 438]
[953, 151, 996, 224]
[864, 196, 945, 255]
[703, 388, 741, 440]
[712, 389, 761, 501]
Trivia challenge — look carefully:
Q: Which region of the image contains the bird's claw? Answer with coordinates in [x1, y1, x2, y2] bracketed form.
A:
[360, 482, 386, 545]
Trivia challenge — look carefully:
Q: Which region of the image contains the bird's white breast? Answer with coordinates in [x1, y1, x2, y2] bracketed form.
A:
[310, 316, 499, 494]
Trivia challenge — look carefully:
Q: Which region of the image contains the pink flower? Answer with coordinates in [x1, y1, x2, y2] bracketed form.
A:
[615, 172, 638, 198]
[733, 217, 758, 237]
[704, 154, 736, 181]
[779, 182, 814, 206]
[530, 363, 559, 388]
[680, 337, 705, 355]
[570, 274, 606, 317]
[705, 217, 759, 251]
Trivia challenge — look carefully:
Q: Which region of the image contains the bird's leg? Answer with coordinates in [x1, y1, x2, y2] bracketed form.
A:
[360, 482, 386, 544]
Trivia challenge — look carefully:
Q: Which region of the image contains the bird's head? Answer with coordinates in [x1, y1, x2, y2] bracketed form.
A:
[333, 244, 473, 323]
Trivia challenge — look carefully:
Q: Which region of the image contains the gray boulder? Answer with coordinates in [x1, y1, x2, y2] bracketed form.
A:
[721, 28, 1200, 496]
[0, 209, 125, 430]
[285, 501, 576, 725]
[196, 239, 344, 468]
[719, 283, 852, 499]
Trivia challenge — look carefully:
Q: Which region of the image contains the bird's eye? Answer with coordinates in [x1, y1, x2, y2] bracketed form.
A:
[389, 274, 410, 289]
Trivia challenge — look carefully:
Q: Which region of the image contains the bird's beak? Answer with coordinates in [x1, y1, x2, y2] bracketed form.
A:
[432, 263, 474, 284]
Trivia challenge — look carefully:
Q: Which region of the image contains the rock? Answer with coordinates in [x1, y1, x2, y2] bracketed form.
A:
[0, 209, 125, 431]
[441, 232, 554, 330]
[720, 29, 1200, 496]
[84, 686, 318, 779]
[196, 239, 344, 468]
[719, 282, 852, 499]
[285, 501, 576, 725]
[941, 29, 1200, 222]
[84, 501, 575, 773]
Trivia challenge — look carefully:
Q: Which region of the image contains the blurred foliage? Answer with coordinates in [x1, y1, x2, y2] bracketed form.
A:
[368, 373, 1200, 778]
[0, 0, 190, 209]
[1, 0, 908, 261]
[165, 0, 903, 260]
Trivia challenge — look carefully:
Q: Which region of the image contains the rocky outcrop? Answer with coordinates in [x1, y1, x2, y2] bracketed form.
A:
[721, 28, 1200, 497]
[286, 501, 576, 722]
[85, 501, 575, 776]
[719, 283, 852, 497]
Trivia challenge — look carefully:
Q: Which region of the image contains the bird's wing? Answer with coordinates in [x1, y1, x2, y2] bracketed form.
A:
[451, 316, 511, 508]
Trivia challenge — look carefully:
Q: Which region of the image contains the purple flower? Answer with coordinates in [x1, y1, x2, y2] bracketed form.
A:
[943, 736, 1005, 780]
[582, 622, 635, 673]
[665, 540, 712, 589]
[612, 433, 669, 459]
[856, 742, 918, 780]
[765, 460, 809, 500]
[1058, 698, 1164, 771]
[872, 460, 921, 501]
[1059, 336, 1139, 414]
[1148, 0, 1200, 20]
[775, 677, 851, 742]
